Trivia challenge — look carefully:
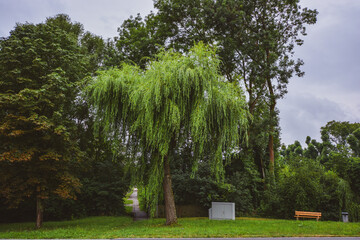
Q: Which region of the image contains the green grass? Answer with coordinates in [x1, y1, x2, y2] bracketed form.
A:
[123, 188, 134, 205]
[124, 189, 134, 199]
[124, 199, 133, 205]
[1, 216, 359, 238]
[125, 206, 133, 214]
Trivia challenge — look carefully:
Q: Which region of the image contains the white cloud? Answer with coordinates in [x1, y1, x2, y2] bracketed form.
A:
[0, 0, 154, 38]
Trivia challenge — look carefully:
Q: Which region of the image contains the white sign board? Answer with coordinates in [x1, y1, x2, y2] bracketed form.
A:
[208, 202, 235, 220]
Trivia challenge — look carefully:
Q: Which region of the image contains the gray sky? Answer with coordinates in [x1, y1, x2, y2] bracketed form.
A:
[0, 0, 359, 145]
[278, 0, 360, 145]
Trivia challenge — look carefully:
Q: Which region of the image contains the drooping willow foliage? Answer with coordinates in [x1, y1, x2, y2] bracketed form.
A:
[87, 43, 251, 214]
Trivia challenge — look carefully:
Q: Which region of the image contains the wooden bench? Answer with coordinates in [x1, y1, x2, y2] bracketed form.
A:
[294, 211, 321, 221]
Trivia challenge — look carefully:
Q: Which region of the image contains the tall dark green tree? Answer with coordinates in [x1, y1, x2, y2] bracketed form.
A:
[115, 13, 168, 69]
[0, 14, 100, 228]
[348, 128, 360, 157]
[320, 121, 360, 155]
[114, 0, 318, 180]
[88, 43, 250, 225]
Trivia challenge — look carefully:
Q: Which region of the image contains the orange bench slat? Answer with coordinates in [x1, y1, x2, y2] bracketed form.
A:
[294, 211, 321, 221]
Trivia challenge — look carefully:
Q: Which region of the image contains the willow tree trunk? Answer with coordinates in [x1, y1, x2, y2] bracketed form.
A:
[163, 155, 177, 225]
[36, 197, 44, 229]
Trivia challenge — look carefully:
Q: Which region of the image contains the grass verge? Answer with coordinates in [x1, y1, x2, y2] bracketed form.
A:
[123, 188, 134, 206]
[124, 189, 133, 199]
[124, 199, 133, 205]
[0, 216, 359, 239]
[125, 206, 133, 215]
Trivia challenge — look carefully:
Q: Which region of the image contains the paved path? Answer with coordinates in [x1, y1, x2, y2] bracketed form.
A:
[129, 188, 148, 221]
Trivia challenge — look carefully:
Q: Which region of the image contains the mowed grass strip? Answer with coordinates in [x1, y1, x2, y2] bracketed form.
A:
[123, 189, 134, 205]
[0, 216, 359, 239]
[125, 205, 133, 214]
[124, 199, 133, 205]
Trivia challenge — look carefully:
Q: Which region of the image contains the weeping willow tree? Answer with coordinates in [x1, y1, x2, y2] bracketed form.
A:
[87, 43, 250, 225]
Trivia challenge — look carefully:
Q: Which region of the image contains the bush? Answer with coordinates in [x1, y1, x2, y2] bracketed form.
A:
[137, 186, 147, 212]
[347, 158, 360, 197]
[226, 159, 262, 216]
[170, 157, 261, 216]
[0, 157, 130, 223]
[260, 157, 351, 221]
[172, 172, 225, 208]
[349, 202, 360, 222]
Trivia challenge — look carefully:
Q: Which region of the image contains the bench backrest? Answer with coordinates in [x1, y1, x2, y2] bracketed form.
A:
[295, 211, 321, 217]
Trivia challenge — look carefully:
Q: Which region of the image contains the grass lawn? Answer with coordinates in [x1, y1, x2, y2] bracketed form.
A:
[125, 206, 133, 215]
[124, 189, 134, 199]
[0, 216, 359, 239]
[123, 189, 134, 205]
[124, 199, 133, 205]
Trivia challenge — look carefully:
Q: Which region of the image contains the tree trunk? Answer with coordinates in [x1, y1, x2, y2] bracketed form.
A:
[268, 133, 275, 175]
[36, 197, 44, 229]
[163, 155, 177, 225]
[266, 41, 276, 178]
[260, 155, 266, 180]
[267, 96, 276, 178]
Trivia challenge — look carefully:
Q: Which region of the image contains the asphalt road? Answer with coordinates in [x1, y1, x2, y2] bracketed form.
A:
[111, 238, 360, 240]
[26, 238, 360, 240]
[111, 237, 360, 240]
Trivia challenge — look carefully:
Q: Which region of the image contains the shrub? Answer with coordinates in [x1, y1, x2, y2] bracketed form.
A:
[170, 157, 261, 216]
[0, 157, 130, 223]
[349, 202, 360, 222]
[260, 157, 351, 221]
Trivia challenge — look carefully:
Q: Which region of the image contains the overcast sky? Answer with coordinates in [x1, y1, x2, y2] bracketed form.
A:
[1, 0, 359, 146]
